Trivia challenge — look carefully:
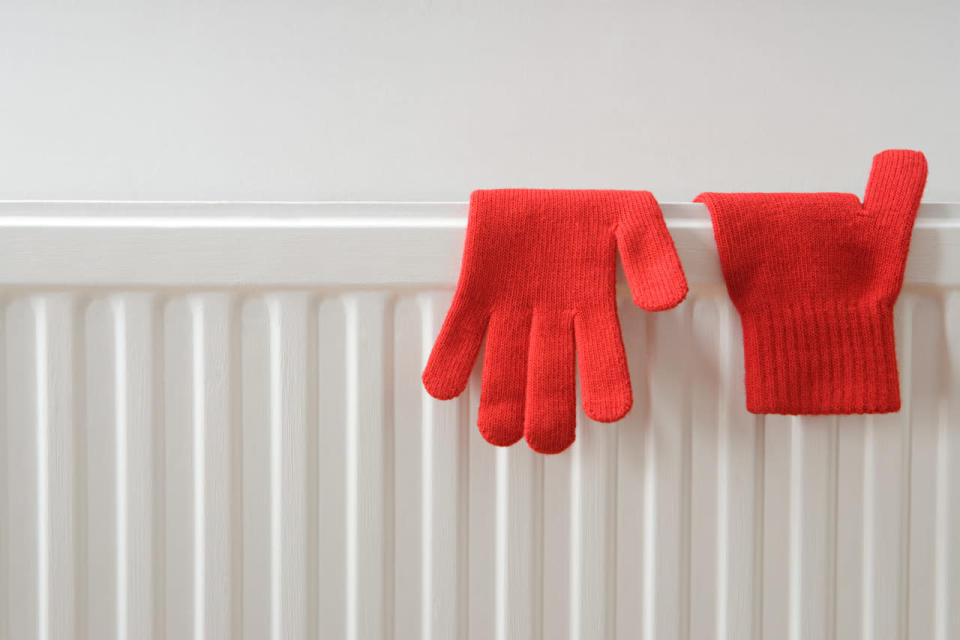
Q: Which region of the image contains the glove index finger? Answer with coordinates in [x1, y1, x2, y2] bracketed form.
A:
[574, 310, 633, 422]
[422, 297, 489, 400]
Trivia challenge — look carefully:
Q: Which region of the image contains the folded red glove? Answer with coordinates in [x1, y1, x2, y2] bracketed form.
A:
[696, 150, 927, 414]
[423, 189, 687, 453]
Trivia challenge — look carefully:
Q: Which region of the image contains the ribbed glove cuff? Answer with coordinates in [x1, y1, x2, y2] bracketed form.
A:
[739, 301, 900, 414]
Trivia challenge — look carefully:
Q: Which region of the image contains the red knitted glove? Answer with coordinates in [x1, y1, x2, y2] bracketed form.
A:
[695, 150, 927, 414]
[423, 189, 687, 453]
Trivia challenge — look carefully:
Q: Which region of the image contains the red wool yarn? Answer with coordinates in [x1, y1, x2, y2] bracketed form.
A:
[696, 150, 928, 414]
[423, 189, 687, 453]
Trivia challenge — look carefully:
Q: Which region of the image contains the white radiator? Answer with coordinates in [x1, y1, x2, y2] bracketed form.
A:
[1, 201, 958, 640]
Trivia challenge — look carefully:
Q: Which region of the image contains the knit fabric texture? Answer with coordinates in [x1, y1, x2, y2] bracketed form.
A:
[695, 149, 928, 414]
[422, 189, 688, 453]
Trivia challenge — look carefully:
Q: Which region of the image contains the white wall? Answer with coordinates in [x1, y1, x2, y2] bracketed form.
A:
[1, 0, 957, 202]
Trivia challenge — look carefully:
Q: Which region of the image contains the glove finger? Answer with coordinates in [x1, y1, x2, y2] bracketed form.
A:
[477, 310, 532, 446]
[524, 310, 577, 454]
[616, 193, 688, 311]
[422, 299, 488, 400]
[574, 310, 632, 422]
[862, 150, 928, 227]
